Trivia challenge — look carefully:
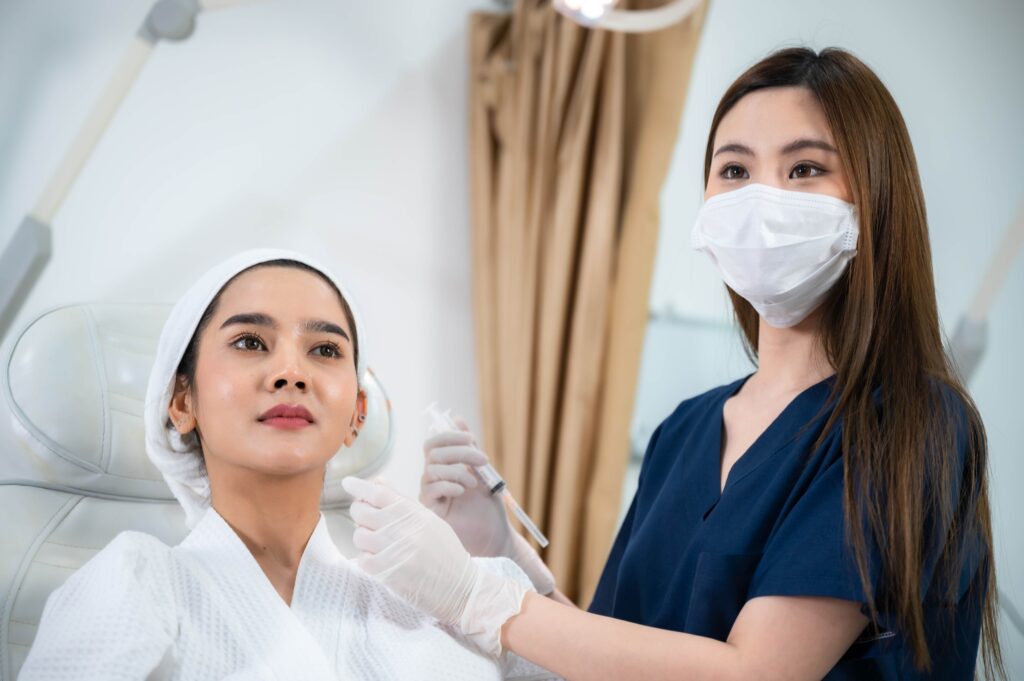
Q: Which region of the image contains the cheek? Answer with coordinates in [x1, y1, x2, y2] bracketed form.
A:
[831, 176, 854, 204]
[192, 361, 253, 431]
[318, 374, 358, 432]
[320, 377, 357, 416]
[704, 173, 731, 200]
[203, 368, 243, 401]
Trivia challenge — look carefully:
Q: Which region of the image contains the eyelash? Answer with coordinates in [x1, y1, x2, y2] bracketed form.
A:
[314, 342, 344, 359]
[230, 333, 344, 359]
[790, 162, 826, 178]
[720, 164, 748, 180]
[232, 332, 267, 352]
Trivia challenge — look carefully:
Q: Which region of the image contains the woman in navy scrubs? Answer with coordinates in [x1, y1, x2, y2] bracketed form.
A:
[346, 47, 1005, 679]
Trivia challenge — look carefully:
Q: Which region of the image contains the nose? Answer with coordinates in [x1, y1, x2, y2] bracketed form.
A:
[265, 345, 310, 392]
[272, 375, 306, 391]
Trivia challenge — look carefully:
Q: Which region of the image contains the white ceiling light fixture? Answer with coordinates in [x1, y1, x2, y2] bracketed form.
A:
[552, 0, 702, 33]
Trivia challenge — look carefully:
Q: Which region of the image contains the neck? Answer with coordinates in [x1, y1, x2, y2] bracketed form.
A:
[748, 310, 834, 395]
[207, 463, 323, 571]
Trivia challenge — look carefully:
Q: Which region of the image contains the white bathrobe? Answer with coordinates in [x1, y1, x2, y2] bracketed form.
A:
[18, 508, 557, 681]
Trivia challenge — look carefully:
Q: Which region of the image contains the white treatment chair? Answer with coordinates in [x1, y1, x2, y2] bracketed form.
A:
[0, 303, 394, 680]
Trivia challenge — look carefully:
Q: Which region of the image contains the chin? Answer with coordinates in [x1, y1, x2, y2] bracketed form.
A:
[246, 443, 336, 477]
[270, 456, 332, 477]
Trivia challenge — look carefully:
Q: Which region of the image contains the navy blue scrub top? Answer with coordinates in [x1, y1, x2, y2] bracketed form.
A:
[589, 374, 985, 680]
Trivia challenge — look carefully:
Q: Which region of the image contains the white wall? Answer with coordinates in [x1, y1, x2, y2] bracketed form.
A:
[644, 0, 1024, 672]
[0, 0, 494, 495]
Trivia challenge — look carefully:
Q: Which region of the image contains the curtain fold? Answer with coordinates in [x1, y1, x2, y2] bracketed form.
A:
[468, 0, 708, 603]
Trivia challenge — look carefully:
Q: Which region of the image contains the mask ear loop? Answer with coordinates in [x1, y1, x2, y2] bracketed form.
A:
[841, 212, 860, 252]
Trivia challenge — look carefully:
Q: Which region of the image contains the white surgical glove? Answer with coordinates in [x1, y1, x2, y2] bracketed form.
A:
[342, 476, 527, 658]
[420, 423, 556, 595]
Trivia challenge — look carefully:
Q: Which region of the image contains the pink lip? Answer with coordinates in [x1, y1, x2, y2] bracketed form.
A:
[261, 416, 313, 430]
[258, 403, 315, 428]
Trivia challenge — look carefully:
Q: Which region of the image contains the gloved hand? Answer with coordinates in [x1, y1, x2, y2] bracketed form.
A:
[420, 423, 556, 595]
[342, 476, 527, 658]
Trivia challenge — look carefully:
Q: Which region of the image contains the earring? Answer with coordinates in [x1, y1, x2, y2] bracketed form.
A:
[351, 426, 359, 439]
[358, 413, 366, 423]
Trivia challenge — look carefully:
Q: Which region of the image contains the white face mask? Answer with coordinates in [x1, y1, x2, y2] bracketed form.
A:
[691, 183, 859, 328]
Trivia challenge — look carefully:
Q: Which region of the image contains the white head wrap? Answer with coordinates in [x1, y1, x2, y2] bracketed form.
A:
[144, 248, 366, 529]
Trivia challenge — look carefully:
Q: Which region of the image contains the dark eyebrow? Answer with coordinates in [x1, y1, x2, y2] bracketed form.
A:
[303, 319, 350, 342]
[712, 139, 839, 158]
[712, 142, 754, 158]
[219, 313, 350, 342]
[220, 312, 276, 330]
[780, 138, 838, 155]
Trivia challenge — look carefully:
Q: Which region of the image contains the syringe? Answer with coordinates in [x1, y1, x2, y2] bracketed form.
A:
[425, 404, 550, 548]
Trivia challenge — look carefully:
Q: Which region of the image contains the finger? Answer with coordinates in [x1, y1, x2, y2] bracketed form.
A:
[424, 463, 478, 489]
[342, 476, 401, 508]
[351, 526, 377, 554]
[351, 526, 395, 555]
[423, 430, 474, 453]
[351, 497, 417, 531]
[356, 547, 394, 577]
[349, 500, 374, 527]
[451, 416, 482, 448]
[422, 480, 466, 502]
[361, 534, 423, 576]
[369, 475, 396, 488]
[426, 444, 488, 468]
[451, 414, 475, 436]
[349, 500, 398, 531]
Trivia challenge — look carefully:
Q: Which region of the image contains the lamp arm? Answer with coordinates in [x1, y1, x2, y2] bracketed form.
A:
[0, 0, 262, 336]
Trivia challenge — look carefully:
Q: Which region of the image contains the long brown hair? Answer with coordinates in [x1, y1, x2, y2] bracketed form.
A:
[703, 48, 1003, 677]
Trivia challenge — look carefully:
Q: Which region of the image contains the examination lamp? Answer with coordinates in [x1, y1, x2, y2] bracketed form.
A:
[0, 0, 261, 339]
[553, 0, 703, 33]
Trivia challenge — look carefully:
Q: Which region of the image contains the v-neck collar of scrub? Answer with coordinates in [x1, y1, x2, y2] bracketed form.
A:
[710, 372, 836, 503]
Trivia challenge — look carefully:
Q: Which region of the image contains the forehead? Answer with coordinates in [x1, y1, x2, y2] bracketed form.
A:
[214, 266, 350, 330]
[715, 86, 834, 149]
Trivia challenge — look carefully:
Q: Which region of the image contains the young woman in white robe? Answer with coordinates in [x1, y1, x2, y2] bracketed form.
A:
[19, 249, 556, 681]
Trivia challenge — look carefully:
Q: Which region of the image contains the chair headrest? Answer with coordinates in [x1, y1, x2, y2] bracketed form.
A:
[2, 303, 393, 505]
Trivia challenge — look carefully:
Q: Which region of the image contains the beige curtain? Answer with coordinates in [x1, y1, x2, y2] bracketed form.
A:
[468, 0, 708, 604]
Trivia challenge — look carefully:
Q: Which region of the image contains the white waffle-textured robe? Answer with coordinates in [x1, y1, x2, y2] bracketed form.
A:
[19, 508, 557, 680]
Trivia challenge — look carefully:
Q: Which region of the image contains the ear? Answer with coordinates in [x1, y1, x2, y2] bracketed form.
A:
[167, 374, 197, 435]
[342, 389, 368, 448]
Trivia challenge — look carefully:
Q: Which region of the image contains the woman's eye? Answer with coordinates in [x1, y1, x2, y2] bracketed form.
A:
[313, 343, 342, 359]
[791, 163, 825, 179]
[232, 334, 266, 351]
[721, 164, 749, 180]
